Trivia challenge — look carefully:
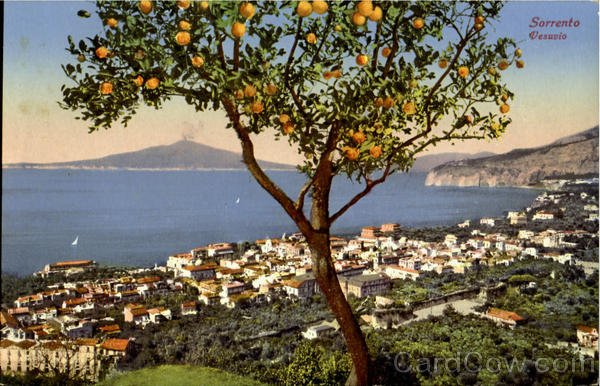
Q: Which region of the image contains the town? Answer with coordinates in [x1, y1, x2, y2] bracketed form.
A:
[1, 183, 598, 384]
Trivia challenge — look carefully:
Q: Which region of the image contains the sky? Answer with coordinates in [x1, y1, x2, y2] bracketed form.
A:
[2, 1, 599, 165]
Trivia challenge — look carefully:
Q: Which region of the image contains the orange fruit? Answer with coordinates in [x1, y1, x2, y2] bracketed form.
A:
[297, 1, 312, 17]
[501, 94, 508, 102]
[191, 55, 204, 67]
[178, 0, 191, 9]
[352, 131, 366, 144]
[381, 47, 392, 58]
[474, 23, 484, 32]
[107, 18, 118, 27]
[516, 60, 524, 68]
[515, 49, 522, 58]
[175, 31, 191, 45]
[313, 0, 328, 15]
[402, 101, 416, 115]
[498, 60, 509, 71]
[133, 75, 144, 87]
[352, 12, 366, 26]
[239, 3, 255, 19]
[344, 147, 359, 161]
[244, 84, 257, 98]
[413, 18, 424, 29]
[179, 20, 191, 31]
[306, 33, 317, 44]
[474, 15, 484, 24]
[232, 22, 246, 38]
[200, 1, 209, 11]
[323, 71, 332, 80]
[235, 89, 244, 99]
[265, 84, 277, 95]
[139, 1, 152, 14]
[457, 66, 469, 77]
[465, 115, 473, 124]
[369, 6, 382, 22]
[369, 145, 382, 158]
[279, 114, 290, 124]
[95, 46, 108, 59]
[146, 77, 159, 89]
[439, 59, 448, 69]
[357, 1, 373, 17]
[375, 97, 384, 107]
[77, 54, 86, 63]
[332, 70, 342, 79]
[500, 103, 510, 114]
[251, 100, 264, 114]
[283, 122, 294, 134]
[100, 82, 113, 95]
[383, 97, 395, 109]
[334, 25, 342, 32]
[356, 54, 368, 66]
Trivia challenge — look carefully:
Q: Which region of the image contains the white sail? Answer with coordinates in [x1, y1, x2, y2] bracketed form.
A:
[235, 197, 240, 204]
[72, 236, 79, 246]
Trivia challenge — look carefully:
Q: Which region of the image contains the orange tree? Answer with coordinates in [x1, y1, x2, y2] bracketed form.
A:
[60, 1, 521, 384]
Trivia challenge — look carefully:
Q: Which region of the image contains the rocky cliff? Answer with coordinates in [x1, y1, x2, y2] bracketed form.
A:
[425, 127, 598, 187]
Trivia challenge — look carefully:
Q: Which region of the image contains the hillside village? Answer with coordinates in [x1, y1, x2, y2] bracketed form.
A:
[1, 184, 598, 382]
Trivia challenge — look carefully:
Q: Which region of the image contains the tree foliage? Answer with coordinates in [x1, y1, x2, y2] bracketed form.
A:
[61, 0, 518, 183]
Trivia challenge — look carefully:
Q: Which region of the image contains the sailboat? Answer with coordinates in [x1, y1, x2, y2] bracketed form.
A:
[71, 236, 79, 246]
[235, 197, 240, 204]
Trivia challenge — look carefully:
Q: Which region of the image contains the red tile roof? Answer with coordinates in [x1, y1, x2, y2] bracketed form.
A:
[182, 265, 215, 272]
[0, 311, 19, 328]
[282, 279, 304, 289]
[17, 340, 37, 350]
[75, 338, 99, 346]
[488, 308, 523, 322]
[53, 260, 94, 267]
[578, 325, 598, 334]
[0, 339, 16, 348]
[100, 338, 130, 352]
[99, 324, 121, 333]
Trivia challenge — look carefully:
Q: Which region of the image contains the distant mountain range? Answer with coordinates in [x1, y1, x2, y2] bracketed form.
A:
[425, 127, 599, 187]
[3, 140, 295, 171]
[411, 152, 496, 173]
[3, 140, 496, 172]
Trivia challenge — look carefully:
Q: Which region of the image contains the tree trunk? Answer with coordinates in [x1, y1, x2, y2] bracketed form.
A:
[306, 231, 372, 386]
[223, 100, 372, 384]
[307, 169, 372, 386]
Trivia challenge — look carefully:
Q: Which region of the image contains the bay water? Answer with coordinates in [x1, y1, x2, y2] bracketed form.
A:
[2, 169, 539, 275]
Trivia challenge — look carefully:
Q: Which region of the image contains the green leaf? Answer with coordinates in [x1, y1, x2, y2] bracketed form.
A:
[77, 10, 91, 18]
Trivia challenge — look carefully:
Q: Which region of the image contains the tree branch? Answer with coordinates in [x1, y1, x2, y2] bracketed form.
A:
[233, 39, 240, 71]
[221, 96, 314, 237]
[296, 177, 315, 212]
[283, 18, 312, 135]
[329, 157, 394, 224]
[309, 14, 332, 68]
[311, 120, 343, 230]
[209, 16, 227, 70]
[371, 15, 384, 73]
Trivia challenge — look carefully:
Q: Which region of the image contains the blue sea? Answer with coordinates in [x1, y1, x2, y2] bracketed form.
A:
[2, 169, 540, 276]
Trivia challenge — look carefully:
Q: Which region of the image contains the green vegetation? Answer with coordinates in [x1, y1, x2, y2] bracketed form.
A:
[99, 365, 266, 386]
[366, 308, 599, 385]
